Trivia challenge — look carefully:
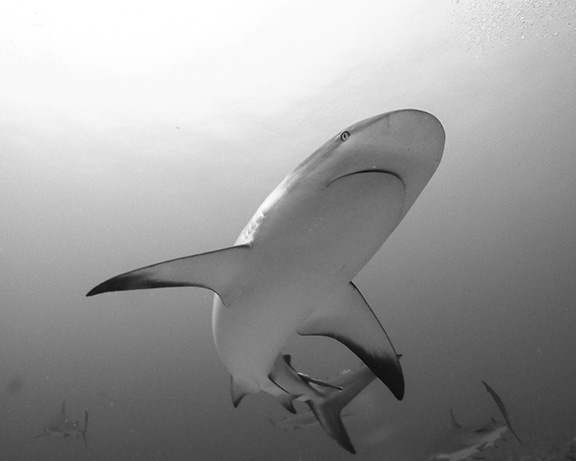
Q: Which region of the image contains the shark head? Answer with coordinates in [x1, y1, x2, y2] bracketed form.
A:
[275, 110, 444, 221]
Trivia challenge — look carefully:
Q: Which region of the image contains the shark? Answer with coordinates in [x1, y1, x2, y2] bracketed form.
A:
[427, 381, 522, 461]
[269, 355, 377, 449]
[86, 109, 445, 453]
[32, 401, 89, 448]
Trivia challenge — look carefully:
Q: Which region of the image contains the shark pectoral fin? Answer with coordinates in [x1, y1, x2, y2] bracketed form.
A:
[297, 282, 403, 400]
[86, 245, 251, 306]
[307, 400, 356, 454]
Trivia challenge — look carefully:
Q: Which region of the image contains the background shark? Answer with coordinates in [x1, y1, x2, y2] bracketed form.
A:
[87, 109, 445, 453]
[32, 401, 88, 449]
[426, 381, 522, 461]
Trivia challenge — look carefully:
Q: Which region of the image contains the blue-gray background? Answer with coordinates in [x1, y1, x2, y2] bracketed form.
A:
[1, 1, 575, 460]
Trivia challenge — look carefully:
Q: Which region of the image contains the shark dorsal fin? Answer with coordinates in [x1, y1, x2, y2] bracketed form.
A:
[449, 409, 462, 429]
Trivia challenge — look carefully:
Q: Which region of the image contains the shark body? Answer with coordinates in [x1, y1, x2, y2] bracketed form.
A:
[427, 381, 522, 461]
[32, 401, 88, 448]
[87, 109, 445, 453]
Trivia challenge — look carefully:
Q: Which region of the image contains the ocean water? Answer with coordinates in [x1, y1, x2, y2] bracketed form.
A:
[1, 1, 575, 460]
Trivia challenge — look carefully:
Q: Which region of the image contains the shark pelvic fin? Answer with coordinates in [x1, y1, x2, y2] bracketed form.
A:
[297, 282, 404, 400]
[86, 245, 251, 306]
[230, 376, 258, 408]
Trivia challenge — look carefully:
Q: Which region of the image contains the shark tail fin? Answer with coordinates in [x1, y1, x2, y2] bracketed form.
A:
[481, 381, 522, 445]
[82, 410, 89, 449]
[306, 397, 356, 454]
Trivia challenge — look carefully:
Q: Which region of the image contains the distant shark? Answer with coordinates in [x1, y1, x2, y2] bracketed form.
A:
[269, 355, 377, 450]
[87, 109, 445, 453]
[427, 381, 522, 461]
[32, 401, 88, 448]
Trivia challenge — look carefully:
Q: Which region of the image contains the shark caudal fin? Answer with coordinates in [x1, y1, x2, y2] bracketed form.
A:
[481, 381, 522, 445]
[81, 410, 88, 449]
[86, 245, 251, 307]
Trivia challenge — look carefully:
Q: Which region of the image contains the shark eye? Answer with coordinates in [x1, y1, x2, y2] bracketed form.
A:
[340, 131, 350, 142]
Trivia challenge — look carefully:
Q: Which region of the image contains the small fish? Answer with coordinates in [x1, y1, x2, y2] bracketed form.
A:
[427, 381, 522, 461]
[32, 401, 89, 448]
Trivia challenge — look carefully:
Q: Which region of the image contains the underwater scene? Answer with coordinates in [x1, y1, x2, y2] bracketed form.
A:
[1, 1, 576, 460]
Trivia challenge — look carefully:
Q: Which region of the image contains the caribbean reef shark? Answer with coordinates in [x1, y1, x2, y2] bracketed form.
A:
[32, 401, 88, 448]
[427, 381, 522, 461]
[87, 109, 445, 453]
[270, 355, 377, 451]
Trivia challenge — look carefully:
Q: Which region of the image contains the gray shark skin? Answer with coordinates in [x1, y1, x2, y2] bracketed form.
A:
[427, 382, 522, 461]
[32, 401, 88, 448]
[87, 109, 445, 453]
